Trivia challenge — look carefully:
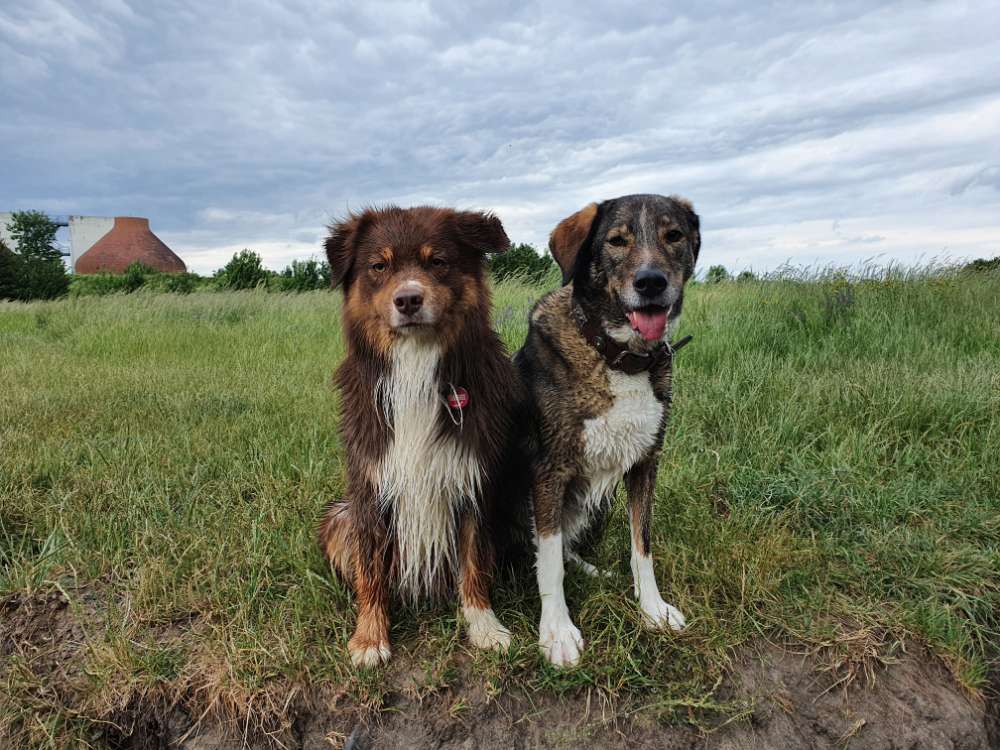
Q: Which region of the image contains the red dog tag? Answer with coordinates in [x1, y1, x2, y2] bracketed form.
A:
[447, 387, 469, 410]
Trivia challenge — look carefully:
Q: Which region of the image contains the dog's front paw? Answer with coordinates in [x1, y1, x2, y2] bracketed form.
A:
[465, 607, 512, 651]
[539, 615, 584, 667]
[640, 595, 686, 632]
[348, 636, 391, 668]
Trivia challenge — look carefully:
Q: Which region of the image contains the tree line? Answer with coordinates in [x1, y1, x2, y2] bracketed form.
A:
[3, 210, 996, 301]
[0, 211, 341, 300]
[0, 211, 561, 300]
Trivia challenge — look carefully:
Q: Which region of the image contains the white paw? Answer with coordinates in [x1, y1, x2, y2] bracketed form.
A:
[465, 607, 512, 651]
[349, 641, 391, 668]
[539, 615, 584, 667]
[640, 596, 686, 632]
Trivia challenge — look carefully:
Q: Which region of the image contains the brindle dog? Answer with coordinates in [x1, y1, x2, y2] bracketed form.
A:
[515, 194, 700, 667]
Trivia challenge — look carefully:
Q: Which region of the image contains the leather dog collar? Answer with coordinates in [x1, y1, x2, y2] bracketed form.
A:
[573, 303, 692, 375]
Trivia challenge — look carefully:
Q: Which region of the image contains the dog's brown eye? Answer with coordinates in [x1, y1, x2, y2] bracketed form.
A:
[607, 235, 628, 247]
[666, 229, 684, 243]
[431, 257, 448, 268]
[371, 261, 386, 272]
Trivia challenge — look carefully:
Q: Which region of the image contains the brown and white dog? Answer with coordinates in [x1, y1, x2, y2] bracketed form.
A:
[318, 206, 520, 667]
[514, 194, 700, 667]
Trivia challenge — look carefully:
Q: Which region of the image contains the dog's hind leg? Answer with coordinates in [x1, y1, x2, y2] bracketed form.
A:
[320, 488, 393, 668]
[565, 548, 612, 578]
[318, 499, 355, 582]
[348, 495, 393, 668]
[459, 511, 511, 651]
[350, 574, 392, 667]
[564, 506, 612, 578]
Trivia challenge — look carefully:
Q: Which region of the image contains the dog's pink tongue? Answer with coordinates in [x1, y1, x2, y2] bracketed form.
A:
[627, 310, 668, 341]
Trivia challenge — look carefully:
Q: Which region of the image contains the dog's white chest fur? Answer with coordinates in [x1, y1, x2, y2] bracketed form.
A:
[573, 369, 662, 536]
[376, 337, 481, 599]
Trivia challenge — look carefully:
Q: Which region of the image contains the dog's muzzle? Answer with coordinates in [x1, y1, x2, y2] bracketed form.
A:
[390, 282, 434, 329]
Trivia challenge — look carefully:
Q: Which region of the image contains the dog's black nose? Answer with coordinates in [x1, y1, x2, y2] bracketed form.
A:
[633, 269, 668, 298]
[393, 289, 424, 316]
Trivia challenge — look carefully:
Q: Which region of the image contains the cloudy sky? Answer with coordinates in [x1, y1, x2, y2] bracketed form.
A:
[2, 1, 999, 275]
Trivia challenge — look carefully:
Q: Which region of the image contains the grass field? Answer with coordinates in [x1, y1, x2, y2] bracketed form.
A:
[1, 268, 999, 746]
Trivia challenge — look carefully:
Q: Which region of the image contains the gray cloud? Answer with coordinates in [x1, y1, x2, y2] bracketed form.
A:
[2, 0, 999, 274]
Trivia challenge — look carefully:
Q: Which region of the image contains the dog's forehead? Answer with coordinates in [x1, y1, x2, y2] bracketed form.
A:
[368, 210, 449, 252]
[604, 195, 682, 231]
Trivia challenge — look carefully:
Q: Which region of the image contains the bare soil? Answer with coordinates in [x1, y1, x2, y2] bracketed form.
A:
[3, 590, 997, 749]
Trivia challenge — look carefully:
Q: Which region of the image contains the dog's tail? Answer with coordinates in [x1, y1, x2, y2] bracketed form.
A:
[317, 500, 354, 582]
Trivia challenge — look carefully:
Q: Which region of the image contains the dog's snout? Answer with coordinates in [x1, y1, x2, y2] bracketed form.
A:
[393, 285, 424, 316]
[633, 269, 668, 299]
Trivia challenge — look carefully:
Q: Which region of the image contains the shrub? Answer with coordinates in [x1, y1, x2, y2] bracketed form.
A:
[705, 265, 730, 284]
[69, 273, 130, 297]
[21, 259, 72, 300]
[489, 242, 554, 282]
[143, 271, 202, 294]
[215, 250, 270, 290]
[122, 262, 154, 292]
[736, 270, 757, 283]
[963, 256, 1000, 273]
[0, 240, 22, 301]
[69, 263, 204, 296]
[277, 258, 330, 292]
[69, 264, 150, 297]
[4, 210, 70, 300]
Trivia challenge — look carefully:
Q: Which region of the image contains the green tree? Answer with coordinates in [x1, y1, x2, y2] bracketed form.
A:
[0, 239, 22, 300]
[279, 258, 330, 291]
[215, 250, 270, 290]
[489, 242, 554, 282]
[5, 210, 70, 300]
[706, 265, 730, 284]
[963, 256, 999, 273]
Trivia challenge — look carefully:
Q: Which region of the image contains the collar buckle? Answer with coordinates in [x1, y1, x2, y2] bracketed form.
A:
[611, 350, 654, 375]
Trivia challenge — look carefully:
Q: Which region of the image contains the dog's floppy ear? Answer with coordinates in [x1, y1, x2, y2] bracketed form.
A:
[549, 202, 600, 285]
[670, 195, 701, 265]
[325, 211, 374, 289]
[451, 210, 510, 255]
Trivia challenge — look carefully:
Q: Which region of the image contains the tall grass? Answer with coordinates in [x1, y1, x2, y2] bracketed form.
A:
[1, 269, 998, 744]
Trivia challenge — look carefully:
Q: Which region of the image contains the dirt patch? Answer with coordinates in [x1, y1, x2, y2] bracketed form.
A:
[296, 644, 992, 750]
[1, 587, 107, 737]
[721, 643, 992, 750]
[2, 590, 995, 749]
